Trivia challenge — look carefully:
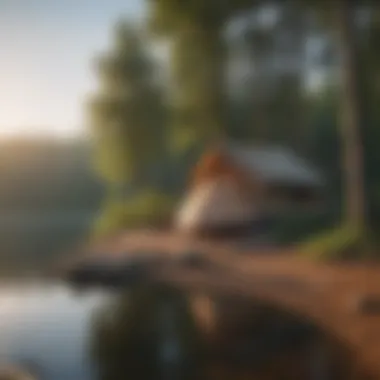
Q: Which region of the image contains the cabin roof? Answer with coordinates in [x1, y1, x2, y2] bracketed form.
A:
[223, 143, 323, 187]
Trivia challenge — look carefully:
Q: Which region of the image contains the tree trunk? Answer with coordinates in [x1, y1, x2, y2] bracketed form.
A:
[335, 0, 366, 230]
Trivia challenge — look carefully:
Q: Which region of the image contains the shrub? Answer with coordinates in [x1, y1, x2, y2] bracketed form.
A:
[270, 210, 338, 245]
[93, 190, 177, 237]
[299, 225, 376, 261]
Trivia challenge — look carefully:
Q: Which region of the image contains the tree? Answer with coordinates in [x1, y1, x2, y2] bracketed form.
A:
[88, 21, 167, 189]
[334, 0, 367, 230]
[148, 0, 256, 152]
[146, 0, 265, 195]
[235, 2, 311, 150]
[296, 2, 373, 259]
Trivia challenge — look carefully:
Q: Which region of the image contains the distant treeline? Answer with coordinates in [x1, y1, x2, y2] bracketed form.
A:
[0, 138, 105, 275]
[0, 138, 105, 212]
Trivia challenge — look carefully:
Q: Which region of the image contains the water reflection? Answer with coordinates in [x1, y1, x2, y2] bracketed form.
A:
[0, 281, 352, 380]
[0, 282, 205, 380]
[0, 282, 110, 380]
[90, 285, 204, 380]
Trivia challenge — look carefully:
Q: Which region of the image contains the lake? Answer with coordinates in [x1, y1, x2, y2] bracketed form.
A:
[0, 281, 111, 380]
[0, 281, 211, 380]
[0, 279, 351, 380]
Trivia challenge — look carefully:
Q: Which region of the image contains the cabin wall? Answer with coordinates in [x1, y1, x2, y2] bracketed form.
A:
[175, 177, 261, 232]
[177, 151, 268, 233]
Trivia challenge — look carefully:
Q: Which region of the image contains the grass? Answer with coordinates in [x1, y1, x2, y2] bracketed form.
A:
[298, 224, 377, 262]
[93, 190, 177, 238]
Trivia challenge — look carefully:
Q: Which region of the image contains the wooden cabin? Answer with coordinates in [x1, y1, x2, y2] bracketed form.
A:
[175, 143, 324, 236]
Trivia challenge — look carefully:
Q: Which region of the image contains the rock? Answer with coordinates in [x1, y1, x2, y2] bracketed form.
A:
[0, 366, 36, 380]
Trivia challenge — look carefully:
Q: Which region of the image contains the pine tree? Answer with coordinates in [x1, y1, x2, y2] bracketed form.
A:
[88, 21, 167, 189]
[148, 0, 256, 152]
[335, 0, 366, 230]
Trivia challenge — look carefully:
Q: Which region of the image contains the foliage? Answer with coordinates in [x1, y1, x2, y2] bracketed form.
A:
[298, 225, 376, 261]
[273, 85, 380, 250]
[93, 190, 177, 237]
[307, 91, 380, 221]
[86, 20, 177, 234]
[270, 211, 339, 245]
[168, 25, 226, 151]
[90, 284, 205, 380]
[147, 0, 256, 36]
[235, 2, 311, 151]
[88, 21, 168, 186]
[147, 0, 259, 152]
[88, 1, 380, 245]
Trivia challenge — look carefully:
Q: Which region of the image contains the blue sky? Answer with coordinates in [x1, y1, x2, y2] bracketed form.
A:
[0, 0, 145, 137]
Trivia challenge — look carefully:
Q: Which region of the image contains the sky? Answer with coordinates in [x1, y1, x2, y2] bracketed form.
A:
[0, 0, 145, 137]
[0, 1, 330, 139]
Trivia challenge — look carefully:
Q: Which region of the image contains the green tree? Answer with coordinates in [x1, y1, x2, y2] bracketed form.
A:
[148, 0, 255, 152]
[146, 0, 264, 194]
[236, 2, 311, 150]
[88, 21, 168, 189]
[296, 2, 373, 258]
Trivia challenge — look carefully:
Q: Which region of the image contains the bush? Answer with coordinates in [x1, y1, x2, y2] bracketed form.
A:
[270, 209, 338, 245]
[299, 225, 376, 261]
[93, 190, 177, 237]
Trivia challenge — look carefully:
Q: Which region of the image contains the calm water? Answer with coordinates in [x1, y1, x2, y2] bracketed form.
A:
[0, 281, 112, 380]
[0, 281, 347, 380]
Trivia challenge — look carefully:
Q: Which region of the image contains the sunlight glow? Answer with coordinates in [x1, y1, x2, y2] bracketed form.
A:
[0, 0, 144, 138]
